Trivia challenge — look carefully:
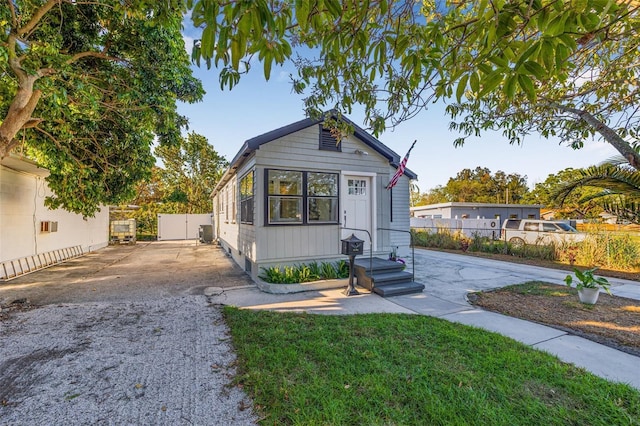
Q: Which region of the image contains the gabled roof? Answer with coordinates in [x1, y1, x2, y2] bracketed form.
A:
[213, 114, 417, 196]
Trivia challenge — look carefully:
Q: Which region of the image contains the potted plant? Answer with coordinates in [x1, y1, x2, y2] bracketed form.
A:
[564, 267, 611, 304]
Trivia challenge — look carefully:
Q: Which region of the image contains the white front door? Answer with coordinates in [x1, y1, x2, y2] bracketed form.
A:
[342, 175, 373, 251]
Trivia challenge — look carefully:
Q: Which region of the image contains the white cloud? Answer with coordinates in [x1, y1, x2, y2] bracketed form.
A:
[182, 35, 195, 55]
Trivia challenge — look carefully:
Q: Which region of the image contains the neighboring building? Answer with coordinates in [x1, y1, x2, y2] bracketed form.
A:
[211, 114, 417, 281]
[1, 154, 109, 274]
[411, 202, 542, 222]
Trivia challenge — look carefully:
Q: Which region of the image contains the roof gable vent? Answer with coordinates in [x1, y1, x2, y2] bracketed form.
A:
[319, 127, 341, 152]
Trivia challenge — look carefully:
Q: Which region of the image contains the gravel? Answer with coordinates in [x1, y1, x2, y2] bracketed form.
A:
[0, 296, 257, 425]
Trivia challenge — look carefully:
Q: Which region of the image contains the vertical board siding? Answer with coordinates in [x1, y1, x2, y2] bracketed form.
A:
[390, 174, 411, 256]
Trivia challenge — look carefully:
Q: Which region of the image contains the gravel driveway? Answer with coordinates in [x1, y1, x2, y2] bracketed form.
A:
[0, 242, 258, 425]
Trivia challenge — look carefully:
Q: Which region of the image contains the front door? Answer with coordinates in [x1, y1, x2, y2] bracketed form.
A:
[342, 175, 373, 251]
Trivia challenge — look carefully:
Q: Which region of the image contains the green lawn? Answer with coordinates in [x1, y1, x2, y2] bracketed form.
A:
[224, 308, 640, 425]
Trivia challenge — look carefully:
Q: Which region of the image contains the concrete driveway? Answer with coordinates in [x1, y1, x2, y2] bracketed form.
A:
[0, 241, 257, 425]
[0, 241, 253, 306]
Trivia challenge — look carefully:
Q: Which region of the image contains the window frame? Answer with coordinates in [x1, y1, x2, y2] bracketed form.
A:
[265, 168, 339, 226]
[239, 170, 255, 225]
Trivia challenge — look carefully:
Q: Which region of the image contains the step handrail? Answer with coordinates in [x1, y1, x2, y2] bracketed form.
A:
[377, 227, 415, 282]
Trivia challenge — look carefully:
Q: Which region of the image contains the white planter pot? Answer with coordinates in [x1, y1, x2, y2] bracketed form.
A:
[578, 287, 600, 304]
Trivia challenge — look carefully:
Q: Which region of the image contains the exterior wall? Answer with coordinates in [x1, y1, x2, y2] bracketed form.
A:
[253, 125, 393, 272]
[214, 174, 240, 253]
[0, 164, 108, 262]
[412, 203, 541, 222]
[388, 174, 411, 257]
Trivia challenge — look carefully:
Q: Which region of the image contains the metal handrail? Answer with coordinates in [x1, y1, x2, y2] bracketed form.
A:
[340, 227, 373, 277]
[377, 227, 415, 282]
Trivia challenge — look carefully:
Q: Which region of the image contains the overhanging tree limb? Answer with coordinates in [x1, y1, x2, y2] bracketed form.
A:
[551, 102, 640, 169]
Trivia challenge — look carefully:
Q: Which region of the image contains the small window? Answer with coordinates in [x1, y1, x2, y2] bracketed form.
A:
[347, 179, 367, 195]
[231, 181, 237, 223]
[240, 171, 254, 224]
[319, 127, 341, 152]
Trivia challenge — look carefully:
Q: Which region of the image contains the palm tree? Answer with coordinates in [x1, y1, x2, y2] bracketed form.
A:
[554, 152, 640, 224]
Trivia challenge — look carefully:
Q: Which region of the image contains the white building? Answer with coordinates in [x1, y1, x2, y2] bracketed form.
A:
[1, 154, 109, 279]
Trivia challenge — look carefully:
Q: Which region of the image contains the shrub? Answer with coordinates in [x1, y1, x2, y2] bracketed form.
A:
[412, 227, 640, 272]
[259, 261, 350, 284]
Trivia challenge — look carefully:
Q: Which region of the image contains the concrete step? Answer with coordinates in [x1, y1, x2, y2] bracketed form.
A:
[368, 271, 415, 286]
[354, 257, 405, 274]
[373, 281, 425, 297]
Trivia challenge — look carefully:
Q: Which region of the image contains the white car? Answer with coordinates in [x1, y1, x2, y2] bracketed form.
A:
[502, 219, 586, 246]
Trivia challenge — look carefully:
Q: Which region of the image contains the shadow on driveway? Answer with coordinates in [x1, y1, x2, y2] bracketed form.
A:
[0, 241, 253, 306]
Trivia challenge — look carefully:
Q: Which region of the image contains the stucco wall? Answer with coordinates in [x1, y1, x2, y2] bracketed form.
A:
[0, 164, 109, 262]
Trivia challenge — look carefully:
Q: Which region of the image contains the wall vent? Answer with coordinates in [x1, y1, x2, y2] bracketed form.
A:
[40, 221, 58, 233]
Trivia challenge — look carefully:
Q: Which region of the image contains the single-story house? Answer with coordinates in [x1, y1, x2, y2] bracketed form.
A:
[1, 154, 109, 279]
[211, 114, 417, 281]
[411, 202, 542, 222]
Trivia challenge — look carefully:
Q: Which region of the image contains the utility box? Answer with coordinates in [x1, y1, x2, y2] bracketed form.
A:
[110, 219, 136, 244]
[199, 225, 214, 243]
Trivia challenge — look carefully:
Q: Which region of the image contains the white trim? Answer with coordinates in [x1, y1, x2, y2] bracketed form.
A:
[340, 171, 377, 251]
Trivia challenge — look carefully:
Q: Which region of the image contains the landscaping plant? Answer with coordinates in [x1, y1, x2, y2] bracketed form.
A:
[564, 267, 612, 295]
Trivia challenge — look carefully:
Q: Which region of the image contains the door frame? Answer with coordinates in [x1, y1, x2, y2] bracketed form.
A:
[340, 171, 377, 252]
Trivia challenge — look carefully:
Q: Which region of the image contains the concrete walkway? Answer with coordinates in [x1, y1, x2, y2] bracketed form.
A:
[208, 248, 640, 390]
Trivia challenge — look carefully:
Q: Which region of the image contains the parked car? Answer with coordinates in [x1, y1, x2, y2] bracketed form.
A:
[501, 219, 586, 246]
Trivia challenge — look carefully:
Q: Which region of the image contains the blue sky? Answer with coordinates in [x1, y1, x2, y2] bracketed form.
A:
[178, 31, 618, 193]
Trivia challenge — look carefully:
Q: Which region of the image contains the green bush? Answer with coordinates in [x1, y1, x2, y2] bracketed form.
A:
[259, 261, 350, 284]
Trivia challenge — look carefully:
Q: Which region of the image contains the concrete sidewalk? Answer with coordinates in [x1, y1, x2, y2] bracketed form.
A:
[208, 248, 640, 390]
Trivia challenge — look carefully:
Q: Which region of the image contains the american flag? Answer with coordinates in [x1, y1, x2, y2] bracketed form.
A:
[386, 140, 416, 190]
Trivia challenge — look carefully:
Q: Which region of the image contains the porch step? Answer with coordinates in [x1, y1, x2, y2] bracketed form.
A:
[373, 281, 426, 297]
[353, 257, 424, 297]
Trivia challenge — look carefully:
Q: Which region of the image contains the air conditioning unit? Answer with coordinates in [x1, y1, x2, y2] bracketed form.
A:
[40, 221, 59, 233]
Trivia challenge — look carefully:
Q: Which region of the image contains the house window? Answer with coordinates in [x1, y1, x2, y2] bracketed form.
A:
[308, 172, 338, 222]
[268, 170, 303, 223]
[225, 187, 230, 223]
[319, 127, 341, 152]
[266, 169, 339, 225]
[240, 171, 254, 224]
[231, 180, 237, 223]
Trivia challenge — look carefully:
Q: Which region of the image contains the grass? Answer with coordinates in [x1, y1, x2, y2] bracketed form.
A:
[224, 308, 640, 425]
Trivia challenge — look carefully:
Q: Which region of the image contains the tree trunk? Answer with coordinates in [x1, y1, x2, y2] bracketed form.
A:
[0, 76, 42, 160]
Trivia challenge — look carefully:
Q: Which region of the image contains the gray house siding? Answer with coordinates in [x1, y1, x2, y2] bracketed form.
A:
[212, 115, 416, 281]
[388, 174, 411, 256]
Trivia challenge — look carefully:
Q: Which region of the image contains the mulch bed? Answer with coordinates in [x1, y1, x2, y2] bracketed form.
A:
[469, 283, 640, 357]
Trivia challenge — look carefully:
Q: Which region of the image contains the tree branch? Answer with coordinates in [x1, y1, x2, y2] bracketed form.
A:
[66, 51, 124, 65]
[17, 0, 59, 38]
[550, 102, 640, 170]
